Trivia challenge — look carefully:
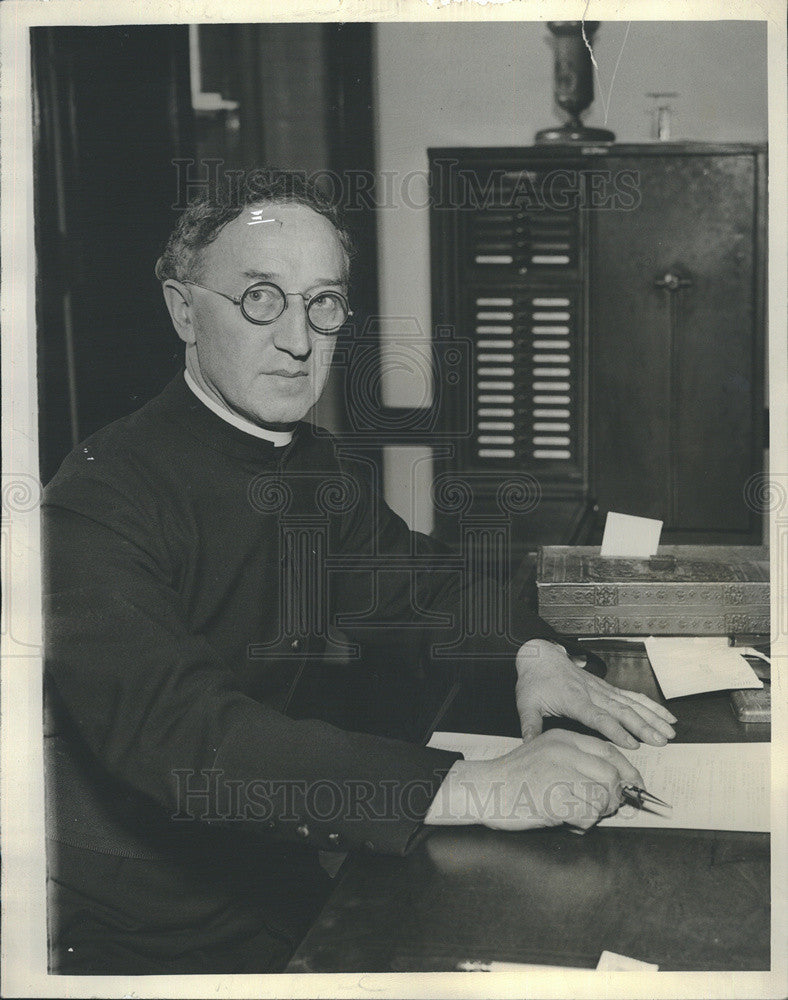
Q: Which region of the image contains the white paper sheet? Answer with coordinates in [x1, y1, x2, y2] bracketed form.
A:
[457, 952, 659, 972]
[600, 511, 663, 557]
[596, 950, 659, 971]
[599, 741, 770, 832]
[644, 636, 763, 699]
[427, 733, 770, 833]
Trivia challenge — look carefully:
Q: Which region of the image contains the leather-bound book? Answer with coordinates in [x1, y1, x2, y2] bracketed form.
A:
[537, 546, 769, 636]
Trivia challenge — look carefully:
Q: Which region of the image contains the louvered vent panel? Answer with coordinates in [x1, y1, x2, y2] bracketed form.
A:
[472, 294, 517, 461]
[465, 171, 580, 275]
[470, 290, 582, 474]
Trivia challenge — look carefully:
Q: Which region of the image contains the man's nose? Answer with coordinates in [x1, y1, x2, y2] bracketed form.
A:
[273, 296, 312, 359]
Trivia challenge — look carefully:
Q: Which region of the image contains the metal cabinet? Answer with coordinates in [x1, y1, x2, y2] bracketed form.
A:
[429, 144, 766, 557]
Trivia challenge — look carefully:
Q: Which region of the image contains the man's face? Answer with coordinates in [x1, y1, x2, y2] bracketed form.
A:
[180, 202, 347, 426]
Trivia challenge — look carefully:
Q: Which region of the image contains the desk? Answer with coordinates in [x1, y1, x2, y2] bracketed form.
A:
[287, 646, 769, 972]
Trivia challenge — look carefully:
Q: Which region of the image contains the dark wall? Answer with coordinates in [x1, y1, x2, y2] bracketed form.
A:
[33, 26, 194, 483]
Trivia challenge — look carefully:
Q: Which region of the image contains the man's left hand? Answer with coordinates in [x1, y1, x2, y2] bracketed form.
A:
[515, 638, 677, 748]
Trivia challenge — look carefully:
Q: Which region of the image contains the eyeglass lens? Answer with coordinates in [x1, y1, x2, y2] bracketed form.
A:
[241, 283, 347, 332]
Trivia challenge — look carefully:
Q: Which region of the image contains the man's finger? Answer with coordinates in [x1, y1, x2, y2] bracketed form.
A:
[583, 678, 677, 739]
[571, 751, 623, 803]
[566, 701, 641, 749]
[542, 764, 610, 829]
[560, 765, 614, 828]
[586, 676, 678, 726]
[590, 689, 675, 741]
[518, 700, 545, 742]
[605, 691, 676, 740]
[617, 688, 677, 725]
[589, 694, 671, 746]
[559, 731, 645, 788]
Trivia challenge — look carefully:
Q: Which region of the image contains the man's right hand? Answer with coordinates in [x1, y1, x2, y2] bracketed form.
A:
[424, 729, 644, 832]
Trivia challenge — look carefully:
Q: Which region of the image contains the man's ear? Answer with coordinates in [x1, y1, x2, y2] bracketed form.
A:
[162, 280, 196, 346]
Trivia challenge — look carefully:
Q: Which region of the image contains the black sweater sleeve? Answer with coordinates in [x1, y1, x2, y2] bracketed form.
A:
[330, 453, 582, 675]
[43, 475, 460, 857]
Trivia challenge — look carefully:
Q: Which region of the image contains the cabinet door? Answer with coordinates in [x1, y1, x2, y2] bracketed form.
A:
[589, 153, 762, 539]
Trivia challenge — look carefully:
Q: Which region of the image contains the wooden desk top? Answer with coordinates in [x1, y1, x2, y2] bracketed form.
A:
[287, 647, 770, 973]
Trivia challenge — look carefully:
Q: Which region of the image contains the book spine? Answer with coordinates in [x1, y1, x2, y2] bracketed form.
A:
[537, 582, 769, 608]
[537, 609, 770, 636]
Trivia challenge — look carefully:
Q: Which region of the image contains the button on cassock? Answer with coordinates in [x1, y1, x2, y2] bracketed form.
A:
[296, 823, 310, 838]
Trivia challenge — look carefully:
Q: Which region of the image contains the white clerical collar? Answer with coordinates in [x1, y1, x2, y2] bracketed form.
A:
[184, 370, 294, 447]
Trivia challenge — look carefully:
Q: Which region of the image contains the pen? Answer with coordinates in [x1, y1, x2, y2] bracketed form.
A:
[622, 785, 671, 808]
[563, 786, 671, 835]
[565, 785, 672, 835]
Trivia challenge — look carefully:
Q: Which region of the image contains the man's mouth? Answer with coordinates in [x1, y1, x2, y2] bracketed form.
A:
[267, 370, 309, 378]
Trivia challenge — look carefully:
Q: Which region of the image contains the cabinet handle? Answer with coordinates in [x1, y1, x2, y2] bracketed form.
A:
[653, 271, 693, 292]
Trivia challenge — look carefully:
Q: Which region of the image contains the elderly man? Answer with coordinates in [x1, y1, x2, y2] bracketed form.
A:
[43, 169, 676, 974]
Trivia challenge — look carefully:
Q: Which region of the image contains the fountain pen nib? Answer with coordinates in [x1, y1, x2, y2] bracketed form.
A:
[622, 785, 671, 809]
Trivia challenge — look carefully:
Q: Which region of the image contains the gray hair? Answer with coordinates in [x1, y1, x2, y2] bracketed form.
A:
[155, 168, 354, 283]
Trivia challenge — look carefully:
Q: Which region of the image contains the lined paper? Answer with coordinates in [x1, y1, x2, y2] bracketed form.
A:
[428, 733, 770, 833]
[600, 741, 769, 832]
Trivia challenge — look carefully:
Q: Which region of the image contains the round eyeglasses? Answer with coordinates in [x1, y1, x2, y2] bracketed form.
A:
[182, 279, 351, 334]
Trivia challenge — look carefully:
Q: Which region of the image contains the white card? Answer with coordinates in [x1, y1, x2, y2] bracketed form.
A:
[600, 511, 663, 558]
[644, 636, 763, 700]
